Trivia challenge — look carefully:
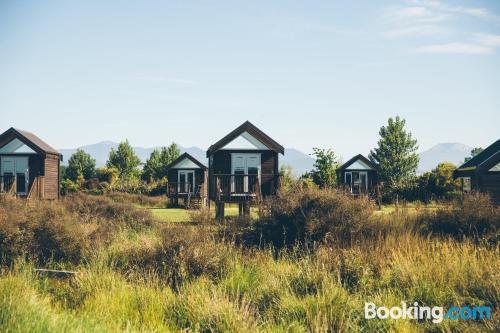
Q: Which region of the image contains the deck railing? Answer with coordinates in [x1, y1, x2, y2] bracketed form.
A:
[167, 182, 204, 197]
[212, 174, 262, 201]
[0, 175, 16, 195]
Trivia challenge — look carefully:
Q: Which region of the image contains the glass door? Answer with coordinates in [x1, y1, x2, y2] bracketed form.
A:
[178, 171, 195, 193]
[0, 157, 29, 195]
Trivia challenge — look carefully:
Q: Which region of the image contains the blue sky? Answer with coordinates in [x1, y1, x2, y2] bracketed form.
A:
[1, 0, 499, 160]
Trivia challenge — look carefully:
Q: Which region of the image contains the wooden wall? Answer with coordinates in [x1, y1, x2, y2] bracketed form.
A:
[167, 168, 207, 197]
[43, 154, 60, 199]
[478, 173, 500, 204]
[209, 150, 279, 198]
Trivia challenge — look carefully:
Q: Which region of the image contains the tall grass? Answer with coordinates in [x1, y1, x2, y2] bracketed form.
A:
[0, 191, 498, 332]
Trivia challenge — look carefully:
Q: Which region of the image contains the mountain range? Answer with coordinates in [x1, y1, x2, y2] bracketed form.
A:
[58, 142, 474, 176]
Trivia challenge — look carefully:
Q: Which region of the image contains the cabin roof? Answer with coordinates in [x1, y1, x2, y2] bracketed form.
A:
[206, 121, 284, 157]
[337, 154, 378, 171]
[0, 127, 62, 158]
[166, 152, 207, 170]
[454, 139, 500, 178]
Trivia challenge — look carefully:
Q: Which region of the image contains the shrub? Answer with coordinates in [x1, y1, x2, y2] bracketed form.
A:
[249, 186, 375, 247]
[416, 192, 499, 240]
[104, 225, 233, 289]
[0, 197, 89, 265]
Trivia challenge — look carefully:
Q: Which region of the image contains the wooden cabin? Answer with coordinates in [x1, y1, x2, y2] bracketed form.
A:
[207, 121, 284, 217]
[453, 139, 500, 204]
[337, 154, 378, 196]
[0, 128, 62, 199]
[166, 152, 208, 208]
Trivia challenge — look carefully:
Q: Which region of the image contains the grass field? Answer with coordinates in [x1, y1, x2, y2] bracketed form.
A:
[1, 192, 497, 332]
[148, 205, 259, 222]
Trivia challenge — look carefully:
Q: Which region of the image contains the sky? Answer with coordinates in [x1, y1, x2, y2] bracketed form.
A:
[1, 0, 499, 160]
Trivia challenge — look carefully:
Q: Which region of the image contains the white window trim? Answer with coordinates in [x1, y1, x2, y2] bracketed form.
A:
[230, 153, 261, 194]
[177, 170, 195, 193]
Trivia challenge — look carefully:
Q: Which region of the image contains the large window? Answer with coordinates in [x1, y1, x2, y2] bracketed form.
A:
[345, 171, 368, 194]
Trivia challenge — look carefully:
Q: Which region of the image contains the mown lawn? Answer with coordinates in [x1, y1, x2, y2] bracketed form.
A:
[148, 205, 259, 222]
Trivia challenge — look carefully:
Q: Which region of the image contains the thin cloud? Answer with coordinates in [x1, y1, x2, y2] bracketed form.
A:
[411, 0, 500, 21]
[475, 33, 500, 47]
[417, 42, 493, 55]
[384, 24, 447, 37]
[136, 76, 199, 85]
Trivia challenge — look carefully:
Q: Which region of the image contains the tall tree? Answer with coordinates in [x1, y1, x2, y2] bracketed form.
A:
[142, 143, 181, 182]
[369, 116, 419, 193]
[65, 149, 96, 181]
[159, 143, 181, 168]
[464, 147, 483, 163]
[106, 140, 141, 180]
[310, 148, 339, 188]
[427, 162, 460, 198]
[142, 149, 162, 181]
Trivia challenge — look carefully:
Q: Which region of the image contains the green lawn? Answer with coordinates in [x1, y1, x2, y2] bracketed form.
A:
[147, 205, 258, 223]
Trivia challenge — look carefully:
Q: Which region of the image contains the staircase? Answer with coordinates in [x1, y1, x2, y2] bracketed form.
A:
[188, 197, 204, 209]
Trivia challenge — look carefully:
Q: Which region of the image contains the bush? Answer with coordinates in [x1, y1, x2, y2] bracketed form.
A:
[416, 192, 500, 240]
[245, 185, 375, 247]
[104, 225, 232, 289]
[0, 197, 89, 265]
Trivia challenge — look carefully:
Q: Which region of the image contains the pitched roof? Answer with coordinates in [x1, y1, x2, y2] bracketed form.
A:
[206, 121, 284, 157]
[337, 154, 378, 171]
[166, 152, 207, 170]
[0, 127, 62, 158]
[454, 139, 500, 178]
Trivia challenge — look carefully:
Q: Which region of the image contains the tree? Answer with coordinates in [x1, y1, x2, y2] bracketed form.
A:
[160, 142, 181, 167]
[421, 162, 460, 199]
[142, 149, 162, 182]
[142, 143, 181, 182]
[106, 140, 141, 180]
[65, 149, 96, 182]
[310, 148, 340, 188]
[369, 116, 419, 197]
[279, 165, 295, 189]
[464, 147, 483, 163]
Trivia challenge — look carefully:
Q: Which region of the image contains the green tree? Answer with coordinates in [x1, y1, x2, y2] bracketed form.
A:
[142, 143, 181, 182]
[422, 162, 460, 198]
[310, 148, 340, 188]
[159, 143, 181, 168]
[279, 165, 294, 189]
[142, 149, 162, 182]
[369, 116, 419, 197]
[106, 140, 141, 180]
[464, 147, 483, 163]
[65, 149, 96, 182]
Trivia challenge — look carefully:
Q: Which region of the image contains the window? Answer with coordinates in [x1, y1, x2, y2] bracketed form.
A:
[463, 177, 471, 192]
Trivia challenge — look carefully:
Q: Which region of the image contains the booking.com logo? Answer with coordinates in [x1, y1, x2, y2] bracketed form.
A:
[365, 302, 491, 324]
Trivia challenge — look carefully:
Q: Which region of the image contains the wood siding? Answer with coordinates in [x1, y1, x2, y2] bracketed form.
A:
[208, 149, 279, 200]
[43, 155, 60, 199]
[477, 173, 500, 204]
[167, 168, 207, 197]
[337, 169, 378, 194]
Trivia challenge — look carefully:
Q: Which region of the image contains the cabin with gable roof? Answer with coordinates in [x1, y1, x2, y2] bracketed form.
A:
[206, 121, 284, 217]
[0, 127, 62, 199]
[336, 154, 378, 195]
[166, 152, 208, 208]
[453, 139, 500, 204]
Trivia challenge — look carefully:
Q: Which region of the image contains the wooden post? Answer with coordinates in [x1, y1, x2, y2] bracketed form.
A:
[243, 202, 250, 216]
[216, 202, 225, 220]
[238, 203, 243, 216]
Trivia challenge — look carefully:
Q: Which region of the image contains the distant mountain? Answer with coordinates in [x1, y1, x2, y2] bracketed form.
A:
[58, 142, 315, 175]
[281, 148, 315, 176]
[418, 143, 473, 173]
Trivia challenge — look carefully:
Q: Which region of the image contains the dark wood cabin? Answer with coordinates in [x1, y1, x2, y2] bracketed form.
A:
[337, 154, 378, 196]
[0, 128, 62, 199]
[166, 152, 208, 208]
[207, 121, 284, 217]
[453, 139, 500, 204]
